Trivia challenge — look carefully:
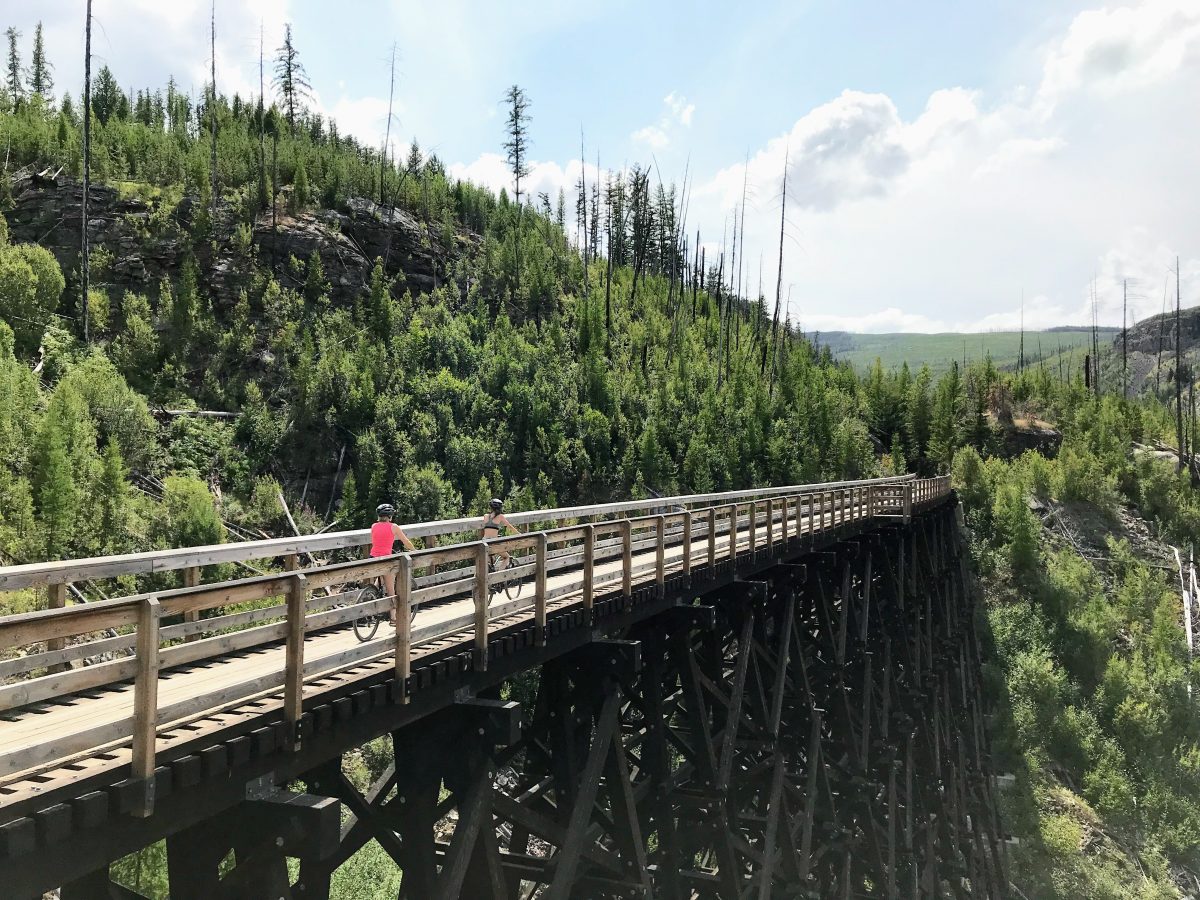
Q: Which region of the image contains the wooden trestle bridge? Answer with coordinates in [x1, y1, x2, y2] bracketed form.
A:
[0, 474, 1007, 898]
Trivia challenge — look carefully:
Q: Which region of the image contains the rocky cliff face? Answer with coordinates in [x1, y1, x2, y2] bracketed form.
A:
[1120, 307, 1200, 355]
[5, 172, 468, 308]
[7, 172, 186, 293]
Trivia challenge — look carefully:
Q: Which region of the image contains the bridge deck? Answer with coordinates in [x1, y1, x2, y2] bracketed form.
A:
[0, 476, 948, 842]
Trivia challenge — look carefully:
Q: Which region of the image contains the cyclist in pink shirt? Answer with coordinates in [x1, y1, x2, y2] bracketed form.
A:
[369, 503, 416, 623]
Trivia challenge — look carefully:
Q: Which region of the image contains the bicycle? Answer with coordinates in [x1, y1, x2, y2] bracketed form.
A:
[344, 577, 415, 643]
[488, 553, 523, 602]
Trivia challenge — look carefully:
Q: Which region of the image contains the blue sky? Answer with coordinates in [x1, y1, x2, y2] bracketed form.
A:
[9, 0, 1200, 332]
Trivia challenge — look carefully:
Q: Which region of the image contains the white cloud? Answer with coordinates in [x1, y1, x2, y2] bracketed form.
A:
[683, 0, 1200, 333]
[631, 125, 669, 150]
[631, 91, 695, 149]
[974, 136, 1065, 177]
[664, 91, 695, 126]
[1037, 0, 1200, 111]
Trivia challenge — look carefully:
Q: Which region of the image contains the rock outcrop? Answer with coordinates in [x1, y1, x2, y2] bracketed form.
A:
[6, 172, 187, 296]
[5, 171, 468, 308]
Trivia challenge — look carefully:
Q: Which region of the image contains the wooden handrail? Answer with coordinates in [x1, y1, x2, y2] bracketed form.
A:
[0, 476, 916, 591]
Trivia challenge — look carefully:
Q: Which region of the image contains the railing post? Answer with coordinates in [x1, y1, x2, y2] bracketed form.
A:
[283, 553, 299, 571]
[728, 505, 739, 561]
[765, 498, 773, 549]
[707, 507, 717, 568]
[749, 501, 758, 557]
[621, 520, 633, 597]
[474, 542, 490, 669]
[904, 482, 913, 523]
[182, 565, 201, 642]
[682, 510, 693, 583]
[582, 524, 595, 615]
[394, 555, 412, 702]
[795, 495, 804, 537]
[47, 582, 67, 673]
[655, 515, 666, 594]
[535, 532, 548, 644]
[285, 573, 308, 749]
[131, 595, 162, 818]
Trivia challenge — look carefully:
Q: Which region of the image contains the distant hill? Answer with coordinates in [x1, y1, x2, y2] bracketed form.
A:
[1105, 305, 1200, 400]
[821, 328, 1117, 374]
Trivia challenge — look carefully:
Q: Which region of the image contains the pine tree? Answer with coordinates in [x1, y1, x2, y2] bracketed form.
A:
[273, 24, 311, 131]
[292, 159, 308, 210]
[405, 139, 422, 176]
[928, 363, 963, 472]
[27, 22, 52, 101]
[98, 438, 128, 549]
[35, 422, 76, 560]
[366, 259, 394, 340]
[91, 65, 123, 125]
[172, 257, 198, 350]
[303, 250, 329, 307]
[4, 27, 22, 106]
[502, 85, 531, 303]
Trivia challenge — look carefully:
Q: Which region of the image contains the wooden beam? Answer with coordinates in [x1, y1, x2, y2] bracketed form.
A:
[474, 542, 489, 670]
[46, 582, 67, 673]
[130, 596, 161, 818]
[181, 566, 201, 643]
[621, 521, 632, 597]
[655, 515, 666, 594]
[581, 524, 595, 616]
[395, 554, 412, 701]
[535, 532, 548, 644]
[284, 573, 308, 748]
[682, 510, 692, 581]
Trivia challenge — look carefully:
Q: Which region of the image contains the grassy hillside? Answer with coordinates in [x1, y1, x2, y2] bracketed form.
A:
[824, 328, 1117, 374]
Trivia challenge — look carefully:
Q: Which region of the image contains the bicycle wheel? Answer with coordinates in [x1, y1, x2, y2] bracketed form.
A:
[353, 584, 382, 642]
[504, 557, 522, 600]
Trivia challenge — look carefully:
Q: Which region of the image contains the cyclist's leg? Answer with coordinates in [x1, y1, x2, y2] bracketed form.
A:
[382, 570, 396, 623]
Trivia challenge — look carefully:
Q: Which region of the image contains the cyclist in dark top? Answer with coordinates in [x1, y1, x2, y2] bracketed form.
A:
[481, 498, 521, 569]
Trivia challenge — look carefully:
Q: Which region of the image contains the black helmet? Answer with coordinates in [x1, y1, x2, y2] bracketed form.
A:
[376, 503, 395, 518]
[489, 498, 503, 511]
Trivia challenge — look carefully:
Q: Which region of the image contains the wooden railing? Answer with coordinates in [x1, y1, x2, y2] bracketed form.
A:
[0, 474, 952, 791]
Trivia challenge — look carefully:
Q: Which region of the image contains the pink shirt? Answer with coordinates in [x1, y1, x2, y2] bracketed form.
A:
[370, 521, 395, 557]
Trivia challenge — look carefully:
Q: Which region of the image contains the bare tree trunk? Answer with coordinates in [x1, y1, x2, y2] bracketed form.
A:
[765, 148, 788, 378]
[209, 1, 218, 225]
[1177, 257, 1184, 472]
[381, 43, 396, 207]
[604, 191, 614, 358]
[258, 23, 266, 212]
[81, 0, 92, 344]
[691, 233, 699, 320]
[1122, 278, 1128, 399]
[579, 129, 588, 299]
[1156, 275, 1168, 396]
[736, 155, 748, 301]
[271, 130, 278, 260]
